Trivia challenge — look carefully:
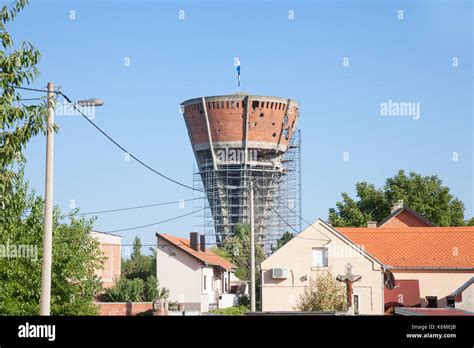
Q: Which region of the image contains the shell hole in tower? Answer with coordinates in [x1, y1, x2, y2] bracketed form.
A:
[260, 113, 264, 118]
[272, 132, 277, 137]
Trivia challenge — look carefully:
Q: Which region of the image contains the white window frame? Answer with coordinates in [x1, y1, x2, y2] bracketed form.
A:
[311, 247, 328, 268]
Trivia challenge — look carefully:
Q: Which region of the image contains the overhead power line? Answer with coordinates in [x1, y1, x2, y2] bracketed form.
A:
[76, 197, 204, 216]
[254, 184, 299, 234]
[59, 91, 202, 192]
[102, 207, 205, 233]
[12, 86, 202, 193]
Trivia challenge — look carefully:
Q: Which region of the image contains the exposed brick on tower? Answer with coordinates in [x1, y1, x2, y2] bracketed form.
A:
[181, 93, 300, 247]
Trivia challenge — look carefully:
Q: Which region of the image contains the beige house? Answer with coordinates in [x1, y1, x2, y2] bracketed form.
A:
[261, 219, 385, 314]
[261, 207, 474, 314]
[156, 232, 242, 312]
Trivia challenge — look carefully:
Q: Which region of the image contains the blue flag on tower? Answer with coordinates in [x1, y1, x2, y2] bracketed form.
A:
[234, 57, 241, 88]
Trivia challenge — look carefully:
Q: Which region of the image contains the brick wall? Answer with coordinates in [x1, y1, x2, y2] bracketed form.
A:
[184, 96, 299, 150]
[380, 210, 432, 228]
[99, 244, 121, 288]
[96, 302, 153, 316]
[91, 232, 122, 289]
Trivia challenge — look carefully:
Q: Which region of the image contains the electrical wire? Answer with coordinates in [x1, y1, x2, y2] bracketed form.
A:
[75, 197, 204, 216]
[254, 185, 299, 234]
[11, 86, 202, 192]
[59, 91, 202, 193]
[13, 86, 61, 94]
[12, 85, 329, 242]
[102, 207, 205, 233]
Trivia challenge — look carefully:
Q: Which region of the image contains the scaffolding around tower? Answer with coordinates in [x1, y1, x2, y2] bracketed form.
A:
[183, 93, 301, 254]
[193, 130, 302, 253]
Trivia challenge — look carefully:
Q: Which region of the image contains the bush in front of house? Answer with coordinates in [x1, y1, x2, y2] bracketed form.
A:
[104, 275, 169, 302]
[209, 306, 249, 316]
[296, 271, 348, 312]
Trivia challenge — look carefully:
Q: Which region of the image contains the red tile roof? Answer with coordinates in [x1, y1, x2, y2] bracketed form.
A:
[336, 227, 474, 269]
[384, 280, 421, 308]
[158, 234, 236, 272]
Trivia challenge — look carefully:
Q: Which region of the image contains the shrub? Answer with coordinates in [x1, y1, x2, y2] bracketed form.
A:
[210, 306, 248, 316]
[104, 278, 144, 302]
[296, 271, 348, 312]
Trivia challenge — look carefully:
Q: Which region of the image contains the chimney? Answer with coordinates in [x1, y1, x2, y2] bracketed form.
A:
[200, 234, 206, 252]
[190, 232, 199, 251]
[391, 200, 404, 213]
[367, 221, 377, 228]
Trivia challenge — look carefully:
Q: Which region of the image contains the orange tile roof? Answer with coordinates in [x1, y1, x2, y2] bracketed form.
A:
[158, 234, 236, 271]
[336, 227, 474, 269]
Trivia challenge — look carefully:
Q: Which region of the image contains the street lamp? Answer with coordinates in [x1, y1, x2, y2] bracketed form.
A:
[76, 98, 104, 107]
[39, 82, 104, 316]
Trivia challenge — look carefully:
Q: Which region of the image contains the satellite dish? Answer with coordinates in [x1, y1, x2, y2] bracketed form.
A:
[384, 270, 396, 290]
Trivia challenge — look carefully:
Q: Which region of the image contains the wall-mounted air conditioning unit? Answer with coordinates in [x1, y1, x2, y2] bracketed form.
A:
[272, 268, 288, 279]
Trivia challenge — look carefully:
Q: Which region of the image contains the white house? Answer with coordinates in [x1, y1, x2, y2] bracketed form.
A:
[156, 232, 243, 312]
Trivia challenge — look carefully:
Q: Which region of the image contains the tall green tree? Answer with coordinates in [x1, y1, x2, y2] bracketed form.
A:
[0, 171, 104, 315]
[122, 237, 156, 280]
[271, 231, 294, 253]
[1, 0, 48, 193]
[328, 170, 468, 227]
[222, 223, 266, 281]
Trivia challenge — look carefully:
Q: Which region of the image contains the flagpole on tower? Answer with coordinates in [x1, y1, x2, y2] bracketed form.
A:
[234, 57, 241, 92]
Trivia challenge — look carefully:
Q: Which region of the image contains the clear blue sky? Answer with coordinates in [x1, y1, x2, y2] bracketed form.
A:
[9, 0, 473, 255]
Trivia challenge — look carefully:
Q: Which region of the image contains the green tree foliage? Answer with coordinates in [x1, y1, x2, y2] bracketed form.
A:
[465, 217, 474, 226]
[104, 275, 169, 302]
[221, 223, 266, 281]
[104, 278, 144, 302]
[328, 170, 468, 227]
[1, 0, 49, 194]
[106, 237, 168, 302]
[0, 171, 104, 315]
[296, 271, 348, 312]
[209, 305, 248, 316]
[121, 237, 156, 280]
[209, 246, 232, 262]
[271, 231, 294, 253]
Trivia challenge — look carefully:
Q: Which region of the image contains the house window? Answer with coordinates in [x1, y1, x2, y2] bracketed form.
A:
[426, 296, 438, 308]
[203, 275, 207, 291]
[353, 294, 360, 315]
[312, 248, 328, 267]
[224, 276, 228, 292]
[446, 296, 455, 308]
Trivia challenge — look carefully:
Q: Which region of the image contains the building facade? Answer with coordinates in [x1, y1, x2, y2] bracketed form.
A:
[261, 206, 474, 314]
[261, 219, 385, 314]
[91, 231, 121, 289]
[156, 232, 241, 312]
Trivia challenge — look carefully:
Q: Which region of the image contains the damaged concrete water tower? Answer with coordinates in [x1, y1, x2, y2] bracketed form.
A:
[181, 93, 301, 251]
